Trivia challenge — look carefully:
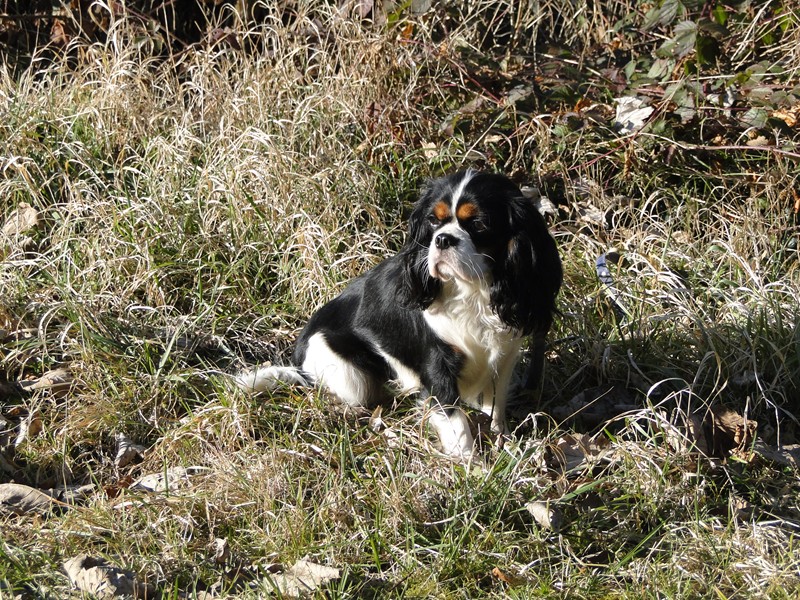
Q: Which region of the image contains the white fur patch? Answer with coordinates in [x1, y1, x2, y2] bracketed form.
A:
[235, 365, 309, 393]
[424, 279, 522, 429]
[379, 352, 423, 395]
[301, 331, 373, 407]
[450, 169, 476, 212]
[427, 221, 487, 282]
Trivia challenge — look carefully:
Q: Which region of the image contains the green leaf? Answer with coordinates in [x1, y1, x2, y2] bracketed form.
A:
[696, 35, 720, 65]
[712, 3, 727, 26]
[740, 108, 768, 129]
[644, 0, 684, 29]
[778, 7, 798, 33]
[657, 20, 697, 59]
[647, 58, 675, 81]
[698, 19, 729, 38]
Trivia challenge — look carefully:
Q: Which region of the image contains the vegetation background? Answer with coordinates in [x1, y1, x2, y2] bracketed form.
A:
[1, 0, 799, 597]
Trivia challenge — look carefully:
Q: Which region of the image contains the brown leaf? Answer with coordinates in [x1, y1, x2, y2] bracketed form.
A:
[114, 433, 146, 468]
[18, 367, 73, 397]
[131, 466, 209, 493]
[754, 442, 800, 469]
[2, 203, 39, 238]
[0, 483, 57, 516]
[103, 474, 133, 499]
[63, 554, 154, 599]
[525, 500, 563, 531]
[206, 27, 241, 50]
[14, 411, 43, 448]
[491, 566, 525, 586]
[710, 405, 756, 456]
[685, 413, 709, 455]
[50, 18, 70, 46]
[399, 21, 414, 40]
[263, 559, 340, 598]
[546, 433, 607, 472]
[683, 405, 756, 458]
[368, 405, 385, 432]
[731, 495, 755, 522]
[772, 105, 800, 128]
[745, 135, 771, 147]
[212, 537, 230, 565]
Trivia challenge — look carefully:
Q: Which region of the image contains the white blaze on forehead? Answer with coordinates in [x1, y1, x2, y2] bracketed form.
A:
[427, 169, 488, 283]
[450, 169, 476, 214]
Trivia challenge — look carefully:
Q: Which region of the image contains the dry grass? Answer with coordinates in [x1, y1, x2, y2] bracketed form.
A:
[1, 1, 800, 598]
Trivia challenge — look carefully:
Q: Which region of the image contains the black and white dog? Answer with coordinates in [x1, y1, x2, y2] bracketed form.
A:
[237, 170, 561, 457]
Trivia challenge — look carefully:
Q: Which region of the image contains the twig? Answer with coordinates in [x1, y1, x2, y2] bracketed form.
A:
[639, 133, 800, 160]
[572, 131, 800, 172]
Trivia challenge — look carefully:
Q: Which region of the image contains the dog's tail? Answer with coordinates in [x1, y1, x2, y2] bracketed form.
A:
[234, 365, 311, 393]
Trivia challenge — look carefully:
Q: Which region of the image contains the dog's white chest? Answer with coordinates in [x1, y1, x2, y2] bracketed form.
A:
[423, 282, 520, 402]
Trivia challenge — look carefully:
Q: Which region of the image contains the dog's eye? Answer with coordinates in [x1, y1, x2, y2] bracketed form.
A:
[427, 215, 441, 227]
[471, 219, 489, 233]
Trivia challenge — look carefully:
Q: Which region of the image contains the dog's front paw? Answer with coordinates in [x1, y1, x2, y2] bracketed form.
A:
[426, 408, 475, 461]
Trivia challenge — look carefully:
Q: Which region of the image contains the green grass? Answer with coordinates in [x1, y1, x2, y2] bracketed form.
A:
[1, 1, 800, 598]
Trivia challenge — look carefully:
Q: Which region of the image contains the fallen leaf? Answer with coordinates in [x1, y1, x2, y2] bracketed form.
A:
[2, 203, 39, 238]
[131, 466, 208, 493]
[18, 367, 73, 397]
[681, 405, 756, 458]
[14, 411, 43, 448]
[614, 96, 654, 134]
[745, 135, 771, 147]
[506, 84, 535, 106]
[525, 500, 563, 531]
[114, 433, 146, 468]
[421, 142, 438, 159]
[399, 21, 414, 40]
[0, 483, 57, 516]
[710, 405, 756, 456]
[731, 495, 754, 522]
[753, 442, 800, 469]
[0, 452, 17, 476]
[262, 559, 340, 598]
[206, 26, 241, 50]
[50, 18, 70, 45]
[347, 0, 374, 19]
[772, 105, 800, 128]
[574, 202, 606, 227]
[552, 385, 638, 426]
[368, 406, 385, 432]
[491, 566, 525, 586]
[213, 537, 230, 565]
[547, 433, 606, 472]
[63, 554, 154, 599]
[49, 483, 96, 505]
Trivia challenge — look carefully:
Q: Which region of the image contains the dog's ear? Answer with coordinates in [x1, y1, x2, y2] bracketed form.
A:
[490, 195, 562, 335]
[398, 187, 441, 309]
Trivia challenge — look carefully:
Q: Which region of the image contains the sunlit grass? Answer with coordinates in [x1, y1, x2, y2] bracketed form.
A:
[1, 1, 799, 597]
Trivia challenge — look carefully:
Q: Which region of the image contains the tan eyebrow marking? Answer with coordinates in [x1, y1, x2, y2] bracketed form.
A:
[456, 202, 479, 221]
[433, 200, 451, 221]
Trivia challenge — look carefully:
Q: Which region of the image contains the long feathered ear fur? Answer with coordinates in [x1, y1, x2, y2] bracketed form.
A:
[490, 195, 562, 335]
[398, 189, 441, 309]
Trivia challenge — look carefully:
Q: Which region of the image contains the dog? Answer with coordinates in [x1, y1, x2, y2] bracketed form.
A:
[237, 170, 562, 457]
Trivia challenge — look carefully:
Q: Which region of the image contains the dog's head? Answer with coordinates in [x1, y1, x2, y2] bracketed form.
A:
[399, 170, 562, 334]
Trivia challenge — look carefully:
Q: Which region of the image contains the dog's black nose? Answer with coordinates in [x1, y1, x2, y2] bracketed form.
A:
[435, 233, 458, 250]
